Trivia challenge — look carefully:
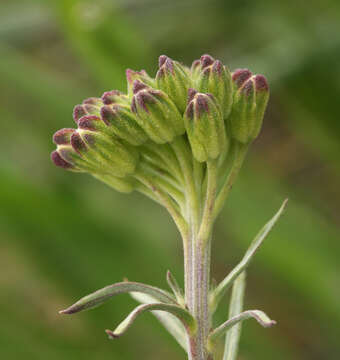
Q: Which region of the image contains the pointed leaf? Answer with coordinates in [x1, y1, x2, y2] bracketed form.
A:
[130, 292, 188, 351]
[167, 270, 185, 306]
[208, 310, 276, 350]
[223, 272, 246, 360]
[211, 199, 288, 311]
[59, 281, 175, 314]
[105, 303, 196, 339]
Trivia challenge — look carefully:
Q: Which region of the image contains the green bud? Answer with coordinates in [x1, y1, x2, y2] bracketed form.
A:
[73, 97, 103, 123]
[126, 69, 155, 97]
[184, 89, 227, 162]
[77, 129, 139, 178]
[229, 73, 269, 143]
[196, 55, 233, 119]
[131, 80, 185, 144]
[156, 55, 192, 113]
[101, 90, 129, 106]
[100, 105, 148, 146]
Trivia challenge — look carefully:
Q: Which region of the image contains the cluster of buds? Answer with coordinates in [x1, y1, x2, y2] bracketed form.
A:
[51, 54, 269, 197]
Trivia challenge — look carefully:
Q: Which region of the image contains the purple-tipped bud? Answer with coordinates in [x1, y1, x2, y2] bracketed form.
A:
[83, 97, 102, 106]
[53, 128, 75, 145]
[232, 69, 252, 89]
[100, 105, 147, 145]
[71, 132, 87, 154]
[156, 55, 192, 113]
[200, 54, 215, 69]
[73, 105, 87, 123]
[196, 56, 233, 118]
[229, 73, 269, 143]
[101, 90, 127, 105]
[78, 115, 101, 131]
[131, 84, 184, 144]
[184, 92, 227, 162]
[126, 69, 155, 96]
[188, 88, 198, 103]
[133, 79, 149, 94]
[51, 151, 73, 169]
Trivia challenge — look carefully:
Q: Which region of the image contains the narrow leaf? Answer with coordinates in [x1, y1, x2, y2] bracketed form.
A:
[130, 292, 188, 351]
[105, 303, 196, 338]
[59, 281, 175, 314]
[167, 270, 185, 306]
[211, 199, 288, 311]
[223, 272, 246, 360]
[208, 310, 276, 349]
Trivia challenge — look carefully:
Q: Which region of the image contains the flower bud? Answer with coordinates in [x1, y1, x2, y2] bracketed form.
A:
[126, 69, 155, 96]
[156, 55, 191, 113]
[196, 55, 233, 119]
[77, 130, 139, 178]
[131, 80, 185, 144]
[229, 73, 269, 143]
[184, 89, 227, 162]
[100, 105, 148, 146]
[73, 97, 103, 123]
[101, 90, 129, 106]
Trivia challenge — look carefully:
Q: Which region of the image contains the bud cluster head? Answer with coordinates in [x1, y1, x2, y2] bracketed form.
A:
[51, 54, 270, 195]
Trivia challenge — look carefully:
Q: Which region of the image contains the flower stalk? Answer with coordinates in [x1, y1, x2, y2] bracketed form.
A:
[52, 54, 285, 360]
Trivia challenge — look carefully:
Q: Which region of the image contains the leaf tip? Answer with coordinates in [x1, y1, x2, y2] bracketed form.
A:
[105, 329, 119, 339]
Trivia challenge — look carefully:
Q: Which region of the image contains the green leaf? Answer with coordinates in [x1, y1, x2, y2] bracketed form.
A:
[130, 292, 188, 351]
[105, 302, 196, 339]
[208, 309, 276, 351]
[223, 272, 246, 360]
[166, 270, 185, 306]
[211, 199, 288, 311]
[59, 281, 175, 314]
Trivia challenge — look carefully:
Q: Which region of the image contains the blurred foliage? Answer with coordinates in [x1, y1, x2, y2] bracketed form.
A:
[1, 0, 339, 359]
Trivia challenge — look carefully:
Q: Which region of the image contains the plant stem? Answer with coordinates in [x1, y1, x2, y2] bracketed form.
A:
[186, 160, 218, 360]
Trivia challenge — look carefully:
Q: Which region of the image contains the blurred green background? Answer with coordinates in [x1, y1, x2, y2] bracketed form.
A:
[1, 0, 340, 359]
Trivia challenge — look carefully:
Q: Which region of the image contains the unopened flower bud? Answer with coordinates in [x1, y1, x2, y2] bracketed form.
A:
[229, 74, 269, 143]
[92, 173, 135, 194]
[100, 105, 148, 146]
[101, 90, 129, 106]
[73, 97, 103, 123]
[126, 69, 155, 96]
[77, 130, 139, 178]
[131, 80, 185, 144]
[156, 55, 191, 113]
[184, 89, 227, 162]
[196, 55, 233, 119]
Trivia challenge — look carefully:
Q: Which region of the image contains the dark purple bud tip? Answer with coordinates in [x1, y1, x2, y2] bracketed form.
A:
[254, 74, 269, 92]
[133, 79, 148, 94]
[51, 151, 73, 169]
[105, 329, 119, 339]
[185, 101, 194, 120]
[73, 105, 86, 123]
[126, 69, 147, 85]
[196, 94, 210, 115]
[100, 105, 116, 125]
[53, 128, 75, 145]
[188, 88, 198, 103]
[159, 55, 169, 67]
[78, 115, 101, 131]
[102, 90, 121, 105]
[212, 60, 223, 75]
[82, 133, 96, 146]
[241, 78, 255, 97]
[71, 132, 87, 153]
[83, 97, 101, 105]
[200, 54, 215, 69]
[232, 69, 252, 88]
